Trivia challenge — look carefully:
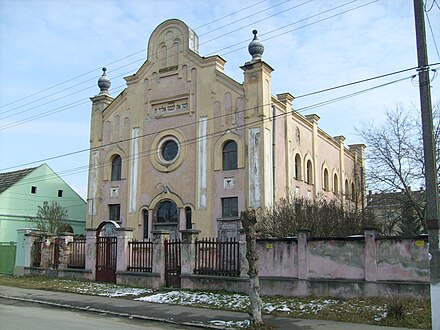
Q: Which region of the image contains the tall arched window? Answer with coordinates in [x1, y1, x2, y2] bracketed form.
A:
[156, 201, 178, 223]
[143, 209, 149, 240]
[351, 182, 356, 201]
[111, 155, 122, 181]
[185, 207, 192, 229]
[222, 140, 237, 170]
[306, 160, 313, 184]
[294, 154, 302, 180]
[334, 174, 339, 194]
[345, 179, 349, 197]
[323, 168, 329, 191]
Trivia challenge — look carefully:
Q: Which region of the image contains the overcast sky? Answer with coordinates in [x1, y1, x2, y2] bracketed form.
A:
[0, 0, 439, 200]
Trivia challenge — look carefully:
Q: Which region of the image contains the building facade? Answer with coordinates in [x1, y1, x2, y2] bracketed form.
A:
[87, 19, 365, 240]
[0, 164, 87, 241]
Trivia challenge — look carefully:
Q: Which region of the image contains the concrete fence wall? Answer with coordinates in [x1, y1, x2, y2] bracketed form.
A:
[18, 228, 430, 298]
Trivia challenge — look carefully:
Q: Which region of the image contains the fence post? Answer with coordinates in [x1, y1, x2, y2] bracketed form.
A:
[238, 228, 249, 277]
[57, 233, 74, 270]
[15, 229, 33, 275]
[364, 228, 378, 282]
[115, 227, 133, 273]
[151, 230, 170, 286]
[297, 229, 310, 280]
[180, 229, 201, 276]
[85, 229, 97, 279]
[39, 234, 55, 269]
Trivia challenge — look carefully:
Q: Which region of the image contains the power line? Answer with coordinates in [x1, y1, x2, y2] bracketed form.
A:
[0, 0, 288, 112]
[4, 74, 414, 189]
[0, 0, 368, 123]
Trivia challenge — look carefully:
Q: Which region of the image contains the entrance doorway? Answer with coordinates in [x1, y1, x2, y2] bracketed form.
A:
[95, 221, 118, 283]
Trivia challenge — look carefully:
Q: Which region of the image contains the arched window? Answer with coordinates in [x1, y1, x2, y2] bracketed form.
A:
[333, 174, 339, 194]
[156, 201, 178, 223]
[185, 207, 192, 229]
[294, 154, 302, 180]
[351, 182, 356, 201]
[345, 179, 349, 197]
[306, 160, 313, 184]
[323, 168, 329, 191]
[222, 140, 237, 170]
[111, 155, 122, 181]
[143, 209, 149, 240]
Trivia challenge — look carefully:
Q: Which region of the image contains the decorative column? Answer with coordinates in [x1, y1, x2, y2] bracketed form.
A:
[297, 229, 310, 280]
[180, 229, 201, 277]
[85, 229, 97, 278]
[151, 230, 170, 286]
[115, 227, 134, 273]
[364, 228, 378, 282]
[57, 233, 74, 270]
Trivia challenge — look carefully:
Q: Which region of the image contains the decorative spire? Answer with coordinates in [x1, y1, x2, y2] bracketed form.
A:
[97, 67, 111, 94]
[248, 30, 264, 61]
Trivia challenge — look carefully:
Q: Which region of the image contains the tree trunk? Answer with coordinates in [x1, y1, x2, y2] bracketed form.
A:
[241, 209, 264, 326]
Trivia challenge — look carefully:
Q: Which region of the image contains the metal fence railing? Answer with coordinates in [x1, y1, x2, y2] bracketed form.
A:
[128, 241, 153, 272]
[195, 238, 240, 277]
[68, 238, 86, 269]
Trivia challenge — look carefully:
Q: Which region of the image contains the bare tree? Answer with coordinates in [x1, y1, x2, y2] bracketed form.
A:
[241, 209, 264, 328]
[357, 102, 439, 231]
[27, 201, 71, 234]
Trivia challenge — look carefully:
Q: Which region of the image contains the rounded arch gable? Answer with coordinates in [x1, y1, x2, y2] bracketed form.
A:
[213, 132, 244, 171]
[149, 191, 184, 210]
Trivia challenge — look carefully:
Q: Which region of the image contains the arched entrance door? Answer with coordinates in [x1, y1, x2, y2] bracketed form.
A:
[154, 200, 179, 239]
[95, 221, 119, 283]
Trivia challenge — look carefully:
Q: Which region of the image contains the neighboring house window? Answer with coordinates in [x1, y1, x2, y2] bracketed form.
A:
[222, 140, 237, 170]
[143, 209, 148, 240]
[222, 197, 238, 218]
[185, 206, 192, 229]
[156, 201, 178, 223]
[58, 189, 63, 197]
[111, 155, 122, 181]
[334, 174, 339, 194]
[109, 204, 121, 222]
[294, 154, 301, 180]
[31, 186, 37, 194]
[306, 160, 313, 184]
[323, 168, 329, 191]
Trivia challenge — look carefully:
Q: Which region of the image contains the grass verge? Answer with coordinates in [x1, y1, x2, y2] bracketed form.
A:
[0, 275, 431, 329]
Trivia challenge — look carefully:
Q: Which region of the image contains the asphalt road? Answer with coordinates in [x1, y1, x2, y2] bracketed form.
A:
[0, 298, 192, 330]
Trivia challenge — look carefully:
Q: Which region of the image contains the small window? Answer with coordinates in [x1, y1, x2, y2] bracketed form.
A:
[306, 160, 313, 184]
[161, 139, 179, 161]
[58, 189, 63, 197]
[221, 197, 238, 218]
[109, 204, 121, 222]
[111, 155, 122, 181]
[31, 186, 37, 194]
[222, 140, 237, 171]
[185, 207, 192, 229]
[143, 209, 149, 240]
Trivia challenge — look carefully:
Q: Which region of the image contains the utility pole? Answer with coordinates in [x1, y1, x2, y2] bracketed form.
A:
[413, 1, 440, 329]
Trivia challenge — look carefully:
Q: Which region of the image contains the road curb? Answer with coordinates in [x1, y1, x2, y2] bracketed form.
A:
[0, 294, 228, 329]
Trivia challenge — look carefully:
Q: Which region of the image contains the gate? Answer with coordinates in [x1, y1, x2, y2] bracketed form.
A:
[96, 236, 117, 283]
[164, 239, 181, 288]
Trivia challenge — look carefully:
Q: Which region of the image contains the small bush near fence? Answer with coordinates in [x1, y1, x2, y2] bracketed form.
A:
[194, 238, 240, 277]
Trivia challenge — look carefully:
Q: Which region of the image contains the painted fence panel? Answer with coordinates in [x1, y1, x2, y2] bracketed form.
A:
[0, 242, 17, 274]
[376, 238, 429, 281]
[308, 239, 365, 280]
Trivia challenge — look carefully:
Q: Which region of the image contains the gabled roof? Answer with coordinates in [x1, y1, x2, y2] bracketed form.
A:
[0, 167, 37, 194]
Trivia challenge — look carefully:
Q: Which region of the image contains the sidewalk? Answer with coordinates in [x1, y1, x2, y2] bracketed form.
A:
[0, 285, 417, 330]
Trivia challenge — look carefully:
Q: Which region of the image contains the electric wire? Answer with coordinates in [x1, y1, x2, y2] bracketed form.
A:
[0, 0, 371, 123]
[0, 0, 289, 112]
[4, 74, 415, 189]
